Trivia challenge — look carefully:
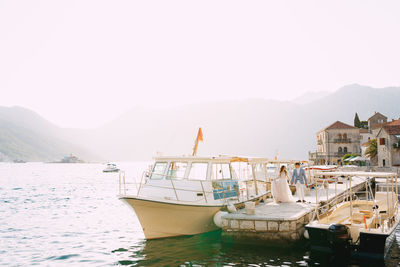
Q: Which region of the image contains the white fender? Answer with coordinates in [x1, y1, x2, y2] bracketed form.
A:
[227, 203, 237, 213]
[213, 211, 228, 228]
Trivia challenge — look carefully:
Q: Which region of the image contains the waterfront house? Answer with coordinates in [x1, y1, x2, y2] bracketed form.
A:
[309, 121, 361, 165]
[360, 128, 373, 146]
[368, 112, 388, 130]
[375, 119, 400, 167]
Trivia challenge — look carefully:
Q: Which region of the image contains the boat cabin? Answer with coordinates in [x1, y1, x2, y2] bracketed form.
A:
[137, 156, 275, 204]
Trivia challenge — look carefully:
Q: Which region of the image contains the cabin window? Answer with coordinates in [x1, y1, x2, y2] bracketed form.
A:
[379, 138, 386, 145]
[188, 163, 208, 180]
[166, 162, 187, 180]
[150, 162, 168, 180]
[211, 163, 232, 180]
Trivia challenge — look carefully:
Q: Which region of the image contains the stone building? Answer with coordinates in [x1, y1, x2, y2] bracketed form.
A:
[309, 121, 361, 165]
[368, 112, 387, 130]
[376, 119, 400, 167]
[360, 128, 373, 147]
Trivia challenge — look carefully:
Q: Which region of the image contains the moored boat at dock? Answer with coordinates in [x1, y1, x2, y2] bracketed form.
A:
[305, 171, 399, 260]
[118, 155, 270, 239]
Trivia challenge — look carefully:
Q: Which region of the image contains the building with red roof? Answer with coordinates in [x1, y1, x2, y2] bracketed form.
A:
[309, 121, 361, 165]
[376, 118, 400, 167]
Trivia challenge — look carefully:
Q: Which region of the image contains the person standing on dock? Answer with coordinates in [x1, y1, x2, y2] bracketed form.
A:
[271, 165, 294, 203]
[290, 162, 307, 203]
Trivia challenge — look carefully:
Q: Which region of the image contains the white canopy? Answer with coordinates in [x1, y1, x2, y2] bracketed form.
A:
[344, 156, 356, 162]
[349, 156, 367, 162]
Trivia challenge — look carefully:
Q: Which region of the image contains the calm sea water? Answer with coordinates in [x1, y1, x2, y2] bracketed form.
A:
[1, 162, 400, 267]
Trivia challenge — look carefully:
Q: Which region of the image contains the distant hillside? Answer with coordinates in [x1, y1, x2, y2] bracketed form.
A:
[2, 84, 399, 162]
[0, 106, 96, 162]
[64, 84, 400, 161]
[292, 91, 330, 104]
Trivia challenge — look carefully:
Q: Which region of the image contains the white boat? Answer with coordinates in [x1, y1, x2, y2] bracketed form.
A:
[103, 163, 120, 173]
[305, 171, 400, 260]
[118, 155, 270, 239]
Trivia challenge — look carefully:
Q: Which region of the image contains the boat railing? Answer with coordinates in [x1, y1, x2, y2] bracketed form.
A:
[118, 170, 267, 203]
[312, 173, 399, 228]
[312, 175, 367, 220]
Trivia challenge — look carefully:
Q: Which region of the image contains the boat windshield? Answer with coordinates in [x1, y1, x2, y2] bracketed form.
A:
[211, 163, 232, 180]
[188, 162, 208, 180]
[150, 162, 168, 180]
[166, 162, 187, 180]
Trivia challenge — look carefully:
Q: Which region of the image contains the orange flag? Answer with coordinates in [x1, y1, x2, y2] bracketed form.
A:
[198, 128, 203, 142]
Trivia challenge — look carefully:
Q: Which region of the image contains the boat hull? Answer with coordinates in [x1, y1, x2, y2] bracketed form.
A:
[121, 197, 222, 239]
[306, 221, 399, 260]
[103, 169, 120, 173]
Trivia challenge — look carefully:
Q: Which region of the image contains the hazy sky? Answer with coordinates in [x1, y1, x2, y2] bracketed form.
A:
[1, 1, 399, 128]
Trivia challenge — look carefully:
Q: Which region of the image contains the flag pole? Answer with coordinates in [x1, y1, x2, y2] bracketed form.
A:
[192, 135, 199, 156]
[192, 128, 203, 156]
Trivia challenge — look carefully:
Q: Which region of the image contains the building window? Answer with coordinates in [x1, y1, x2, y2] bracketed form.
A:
[338, 147, 343, 153]
[379, 138, 386, 145]
[383, 159, 386, 167]
[338, 133, 342, 139]
[343, 133, 347, 139]
[344, 147, 348, 153]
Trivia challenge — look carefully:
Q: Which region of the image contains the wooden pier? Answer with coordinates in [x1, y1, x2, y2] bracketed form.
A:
[221, 176, 367, 246]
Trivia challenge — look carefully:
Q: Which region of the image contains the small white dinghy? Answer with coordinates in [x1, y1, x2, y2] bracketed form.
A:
[103, 163, 120, 173]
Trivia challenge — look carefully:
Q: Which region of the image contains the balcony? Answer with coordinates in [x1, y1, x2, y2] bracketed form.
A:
[333, 138, 352, 143]
[309, 151, 328, 159]
[334, 151, 348, 157]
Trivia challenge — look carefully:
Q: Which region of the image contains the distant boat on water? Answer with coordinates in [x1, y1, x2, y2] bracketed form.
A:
[13, 159, 26, 163]
[103, 163, 119, 173]
[52, 154, 85, 163]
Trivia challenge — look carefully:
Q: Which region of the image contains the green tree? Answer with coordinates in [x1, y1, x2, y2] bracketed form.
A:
[354, 113, 361, 128]
[360, 120, 368, 129]
[365, 138, 377, 159]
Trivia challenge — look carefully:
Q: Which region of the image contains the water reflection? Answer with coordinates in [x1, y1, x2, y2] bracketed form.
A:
[113, 230, 400, 266]
[114, 231, 314, 266]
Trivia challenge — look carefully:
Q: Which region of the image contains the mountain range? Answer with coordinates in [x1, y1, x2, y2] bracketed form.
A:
[1, 84, 399, 162]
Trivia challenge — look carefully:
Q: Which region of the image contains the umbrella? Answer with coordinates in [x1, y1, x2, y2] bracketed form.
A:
[350, 156, 367, 162]
[344, 156, 355, 162]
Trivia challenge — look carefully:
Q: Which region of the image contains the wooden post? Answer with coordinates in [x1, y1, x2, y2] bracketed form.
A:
[251, 163, 259, 195]
[392, 175, 394, 216]
[349, 175, 353, 220]
[395, 175, 399, 201]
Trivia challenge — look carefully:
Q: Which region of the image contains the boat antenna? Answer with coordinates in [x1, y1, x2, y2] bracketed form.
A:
[192, 127, 204, 156]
